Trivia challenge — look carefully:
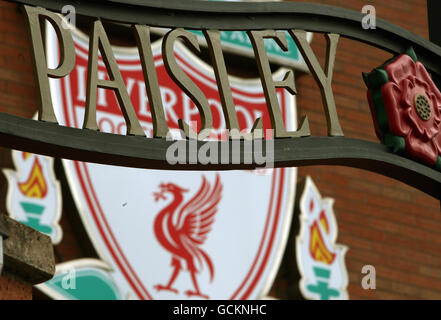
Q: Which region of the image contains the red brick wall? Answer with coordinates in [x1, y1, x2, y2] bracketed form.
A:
[0, 0, 440, 300]
[0, 272, 32, 300]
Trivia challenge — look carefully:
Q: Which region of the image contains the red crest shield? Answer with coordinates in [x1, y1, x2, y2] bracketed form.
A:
[46, 26, 298, 300]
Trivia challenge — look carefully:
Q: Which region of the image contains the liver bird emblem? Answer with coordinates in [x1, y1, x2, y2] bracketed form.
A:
[152, 174, 222, 299]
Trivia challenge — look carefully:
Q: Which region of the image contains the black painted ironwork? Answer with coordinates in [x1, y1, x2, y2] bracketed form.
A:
[0, 0, 440, 200]
[0, 112, 439, 199]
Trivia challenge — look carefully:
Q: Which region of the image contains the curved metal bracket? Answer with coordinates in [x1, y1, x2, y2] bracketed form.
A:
[9, 0, 441, 79]
[0, 112, 439, 199]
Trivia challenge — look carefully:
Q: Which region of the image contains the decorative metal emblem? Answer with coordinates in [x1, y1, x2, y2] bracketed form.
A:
[363, 47, 441, 171]
[46, 26, 298, 299]
[415, 94, 431, 121]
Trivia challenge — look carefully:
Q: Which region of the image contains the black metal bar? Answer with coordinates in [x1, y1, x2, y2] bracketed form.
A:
[0, 112, 439, 199]
[6, 0, 441, 78]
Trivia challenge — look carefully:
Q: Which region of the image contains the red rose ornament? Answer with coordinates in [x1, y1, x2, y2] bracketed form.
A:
[363, 48, 441, 170]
